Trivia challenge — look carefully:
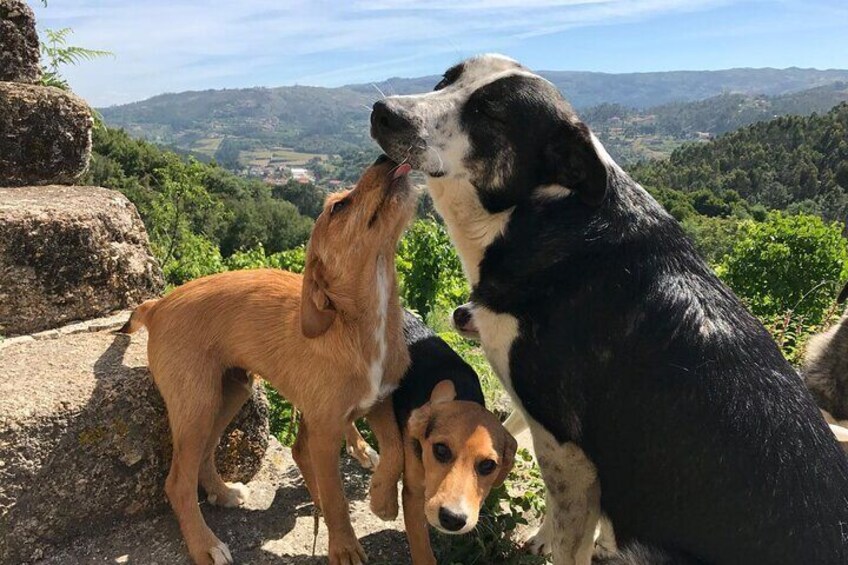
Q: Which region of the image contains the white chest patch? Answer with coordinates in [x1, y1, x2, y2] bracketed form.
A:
[360, 256, 391, 411]
[428, 177, 513, 286]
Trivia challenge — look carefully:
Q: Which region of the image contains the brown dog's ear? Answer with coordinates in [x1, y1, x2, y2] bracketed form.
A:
[431, 380, 457, 405]
[300, 251, 336, 338]
[493, 431, 518, 488]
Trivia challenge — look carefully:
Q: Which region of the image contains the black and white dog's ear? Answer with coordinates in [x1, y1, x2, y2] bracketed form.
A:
[544, 119, 608, 206]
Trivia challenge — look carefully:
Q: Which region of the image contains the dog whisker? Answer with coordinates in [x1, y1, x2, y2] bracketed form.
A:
[371, 82, 387, 100]
[427, 145, 445, 174]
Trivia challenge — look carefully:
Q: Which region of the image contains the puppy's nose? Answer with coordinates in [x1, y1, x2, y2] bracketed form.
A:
[371, 100, 415, 135]
[453, 306, 472, 330]
[438, 507, 467, 532]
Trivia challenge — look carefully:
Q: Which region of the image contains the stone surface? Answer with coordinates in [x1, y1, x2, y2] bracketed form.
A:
[38, 439, 411, 565]
[0, 82, 92, 186]
[0, 185, 164, 336]
[0, 320, 270, 563]
[0, 0, 41, 83]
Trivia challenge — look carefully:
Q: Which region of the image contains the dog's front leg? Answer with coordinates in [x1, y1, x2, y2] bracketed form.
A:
[365, 397, 403, 520]
[306, 416, 367, 565]
[402, 443, 436, 565]
[534, 435, 601, 565]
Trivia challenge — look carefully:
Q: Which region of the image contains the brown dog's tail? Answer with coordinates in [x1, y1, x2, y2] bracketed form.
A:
[118, 298, 160, 334]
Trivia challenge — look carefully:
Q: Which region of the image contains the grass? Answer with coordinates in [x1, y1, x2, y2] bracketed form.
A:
[191, 136, 223, 157]
[241, 147, 328, 168]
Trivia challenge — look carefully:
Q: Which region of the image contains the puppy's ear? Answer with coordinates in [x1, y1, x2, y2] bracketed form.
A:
[300, 250, 336, 338]
[493, 430, 518, 488]
[431, 380, 456, 405]
[407, 404, 433, 440]
[544, 119, 608, 207]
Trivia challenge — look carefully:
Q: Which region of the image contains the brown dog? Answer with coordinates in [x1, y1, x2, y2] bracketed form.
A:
[121, 155, 416, 565]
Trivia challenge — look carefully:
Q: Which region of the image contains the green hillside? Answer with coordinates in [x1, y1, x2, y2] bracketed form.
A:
[631, 103, 848, 221]
[99, 68, 848, 168]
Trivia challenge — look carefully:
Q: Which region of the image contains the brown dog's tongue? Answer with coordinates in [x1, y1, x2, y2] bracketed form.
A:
[393, 163, 412, 179]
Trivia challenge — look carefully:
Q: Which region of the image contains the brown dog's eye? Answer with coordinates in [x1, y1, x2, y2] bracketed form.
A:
[432, 443, 452, 463]
[330, 199, 348, 216]
[477, 459, 497, 476]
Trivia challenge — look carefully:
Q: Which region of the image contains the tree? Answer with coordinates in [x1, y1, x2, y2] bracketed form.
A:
[720, 212, 848, 326]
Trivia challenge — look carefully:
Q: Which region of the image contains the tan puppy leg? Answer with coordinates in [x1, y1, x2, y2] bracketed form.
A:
[365, 397, 403, 521]
[402, 445, 436, 565]
[292, 419, 322, 511]
[161, 366, 232, 565]
[200, 369, 254, 508]
[345, 423, 380, 471]
[306, 414, 367, 565]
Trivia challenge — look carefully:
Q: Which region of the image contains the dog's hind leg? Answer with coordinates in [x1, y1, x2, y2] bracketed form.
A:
[201, 368, 254, 508]
[292, 418, 322, 511]
[159, 363, 233, 565]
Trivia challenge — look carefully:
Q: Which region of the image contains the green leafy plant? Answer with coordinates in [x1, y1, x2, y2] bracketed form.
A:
[397, 218, 468, 318]
[39, 27, 112, 91]
[720, 212, 848, 327]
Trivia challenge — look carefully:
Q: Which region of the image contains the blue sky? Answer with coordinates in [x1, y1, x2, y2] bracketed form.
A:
[32, 0, 848, 107]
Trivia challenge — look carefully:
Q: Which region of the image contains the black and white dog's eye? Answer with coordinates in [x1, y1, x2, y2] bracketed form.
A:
[432, 442, 453, 463]
[330, 199, 348, 215]
[477, 459, 498, 476]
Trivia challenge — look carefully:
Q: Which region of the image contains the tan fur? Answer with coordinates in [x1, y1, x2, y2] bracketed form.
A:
[122, 159, 416, 565]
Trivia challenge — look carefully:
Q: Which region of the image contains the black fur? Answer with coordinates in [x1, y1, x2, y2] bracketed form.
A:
[394, 310, 485, 428]
[472, 165, 848, 563]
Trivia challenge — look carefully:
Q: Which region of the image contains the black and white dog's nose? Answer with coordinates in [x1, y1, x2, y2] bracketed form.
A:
[438, 507, 467, 532]
[371, 100, 415, 135]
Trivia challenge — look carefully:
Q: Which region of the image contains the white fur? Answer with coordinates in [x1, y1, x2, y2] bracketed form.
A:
[535, 184, 573, 200]
[360, 255, 391, 411]
[206, 482, 249, 507]
[428, 177, 513, 286]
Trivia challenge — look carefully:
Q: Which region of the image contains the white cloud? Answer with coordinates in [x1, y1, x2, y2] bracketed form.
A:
[30, 0, 746, 105]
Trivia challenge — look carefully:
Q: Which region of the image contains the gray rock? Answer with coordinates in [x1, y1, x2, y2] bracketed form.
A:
[0, 323, 271, 564]
[37, 439, 411, 565]
[0, 82, 92, 186]
[0, 0, 41, 83]
[0, 185, 164, 336]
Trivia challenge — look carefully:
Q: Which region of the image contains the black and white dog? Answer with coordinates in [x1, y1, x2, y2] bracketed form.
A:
[371, 54, 848, 564]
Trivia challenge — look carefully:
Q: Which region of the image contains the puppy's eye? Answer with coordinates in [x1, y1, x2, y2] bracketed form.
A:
[432, 443, 452, 463]
[477, 459, 498, 476]
[330, 199, 348, 216]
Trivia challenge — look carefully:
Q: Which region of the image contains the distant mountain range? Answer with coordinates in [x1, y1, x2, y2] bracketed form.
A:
[99, 67, 848, 166]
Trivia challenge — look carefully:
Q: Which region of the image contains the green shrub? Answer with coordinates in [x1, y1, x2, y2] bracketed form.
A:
[158, 231, 225, 285]
[397, 219, 468, 318]
[720, 212, 848, 327]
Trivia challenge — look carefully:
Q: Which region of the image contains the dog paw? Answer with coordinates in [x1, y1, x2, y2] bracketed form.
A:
[328, 535, 367, 565]
[347, 443, 380, 471]
[369, 480, 399, 521]
[523, 519, 553, 556]
[207, 482, 249, 508]
[208, 542, 233, 565]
